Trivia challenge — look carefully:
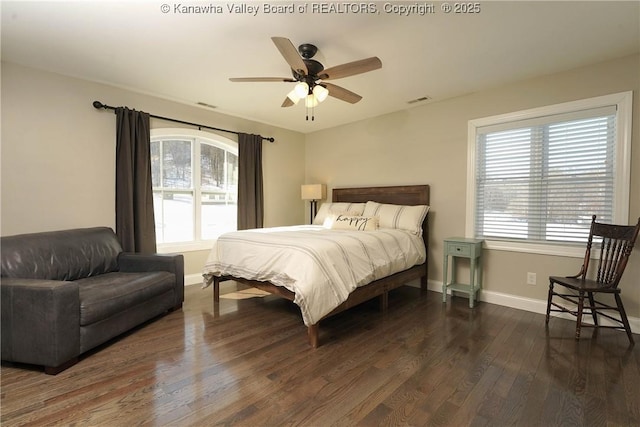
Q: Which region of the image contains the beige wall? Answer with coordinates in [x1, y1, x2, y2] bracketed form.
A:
[2, 55, 639, 322]
[1, 62, 306, 277]
[305, 54, 640, 318]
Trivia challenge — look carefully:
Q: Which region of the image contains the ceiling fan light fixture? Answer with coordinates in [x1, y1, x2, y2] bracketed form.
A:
[294, 82, 309, 98]
[313, 85, 329, 102]
[305, 94, 319, 108]
[286, 89, 301, 104]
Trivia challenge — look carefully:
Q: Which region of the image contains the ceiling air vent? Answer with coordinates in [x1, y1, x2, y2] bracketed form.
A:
[196, 101, 217, 109]
[407, 96, 432, 104]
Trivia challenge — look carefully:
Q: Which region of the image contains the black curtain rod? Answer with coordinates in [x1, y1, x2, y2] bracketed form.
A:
[92, 101, 275, 143]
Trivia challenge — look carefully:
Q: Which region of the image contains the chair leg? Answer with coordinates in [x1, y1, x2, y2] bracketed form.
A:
[615, 293, 634, 345]
[545, 281, 554, 325]
[587, 292, 598, 326]
[575, 291, 585, 340]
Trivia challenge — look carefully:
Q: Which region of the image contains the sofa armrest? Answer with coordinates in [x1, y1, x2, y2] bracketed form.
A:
[1, 278, 80, 369]
[118, 253, 185, 307]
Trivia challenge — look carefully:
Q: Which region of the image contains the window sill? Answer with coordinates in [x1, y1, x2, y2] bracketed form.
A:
[157, 241, 215, 253]
[481, 239, 586, 258]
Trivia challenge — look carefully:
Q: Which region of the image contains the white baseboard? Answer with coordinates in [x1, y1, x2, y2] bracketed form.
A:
[184, 273, 243, 293]
[185, 273, 205, 286]
[416, 279, 640, 334]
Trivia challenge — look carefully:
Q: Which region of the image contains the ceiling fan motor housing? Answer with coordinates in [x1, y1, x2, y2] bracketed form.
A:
[298, 43, 318, 59]
[289, 43, 324, 87]
[294, 59, 324, 80]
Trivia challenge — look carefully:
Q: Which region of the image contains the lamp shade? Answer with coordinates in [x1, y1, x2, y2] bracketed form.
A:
[305, 94, 319, 108]
[286, 89, 301, 104]
[294, 82, 309, 98]
[301, 184, 326, 200]
[313, 85, 329, 102]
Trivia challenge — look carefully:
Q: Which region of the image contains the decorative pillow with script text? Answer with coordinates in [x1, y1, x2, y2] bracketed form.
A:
[313, 202, 365, 225]
[327, 214, 379, 231]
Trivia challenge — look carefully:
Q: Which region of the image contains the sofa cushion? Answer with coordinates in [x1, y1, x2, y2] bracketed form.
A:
[77, 272, 175, 326]
[1, 227, 122, 281]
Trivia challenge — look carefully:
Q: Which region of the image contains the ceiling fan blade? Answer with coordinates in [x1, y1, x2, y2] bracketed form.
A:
[324, 83, 362, 104]
[229, 77, 296, 82]
[281, 97, 295, 107]
[320, 57, 382, 80]
[271, 37, 308, 75]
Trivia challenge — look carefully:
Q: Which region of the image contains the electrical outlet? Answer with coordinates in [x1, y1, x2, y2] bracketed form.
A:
[527, 272, 537, 285]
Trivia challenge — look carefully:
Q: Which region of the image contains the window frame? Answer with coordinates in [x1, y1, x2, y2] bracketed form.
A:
[151, 128, 238, 253]
[465, 91, 632, 257]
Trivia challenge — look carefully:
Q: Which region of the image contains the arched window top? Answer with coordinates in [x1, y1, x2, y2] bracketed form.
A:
[151, 127, 237, 154]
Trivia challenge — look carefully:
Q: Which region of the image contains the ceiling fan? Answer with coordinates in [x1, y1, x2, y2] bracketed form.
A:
[229, 37, 382, 120]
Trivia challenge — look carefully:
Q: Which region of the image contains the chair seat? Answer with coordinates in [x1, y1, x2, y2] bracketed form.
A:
[549, 276, 620, 294]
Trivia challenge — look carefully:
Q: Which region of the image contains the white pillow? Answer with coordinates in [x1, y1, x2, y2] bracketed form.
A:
[325, 214, 379, 231]
[313, 202, 365, 225]
[362, 201, 429, 235]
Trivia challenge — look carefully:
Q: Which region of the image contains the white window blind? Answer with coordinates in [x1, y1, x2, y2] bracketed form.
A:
[474, 105, 617, 245]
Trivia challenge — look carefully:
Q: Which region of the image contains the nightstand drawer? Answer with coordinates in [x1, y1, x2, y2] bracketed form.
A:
[447, 244, 470, 256]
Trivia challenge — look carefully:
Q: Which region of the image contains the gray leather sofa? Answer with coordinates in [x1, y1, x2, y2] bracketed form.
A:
[1, 227, 184, 374]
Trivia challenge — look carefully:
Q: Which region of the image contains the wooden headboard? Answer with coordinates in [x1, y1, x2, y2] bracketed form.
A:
[332, 185, 430, 257]
[332, 185, 430, 206]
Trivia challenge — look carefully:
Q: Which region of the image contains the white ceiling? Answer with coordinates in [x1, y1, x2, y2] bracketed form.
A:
[2, 1, 639, 134]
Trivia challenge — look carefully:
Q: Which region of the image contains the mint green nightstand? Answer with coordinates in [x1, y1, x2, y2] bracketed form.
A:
[442, 237, 484, 308]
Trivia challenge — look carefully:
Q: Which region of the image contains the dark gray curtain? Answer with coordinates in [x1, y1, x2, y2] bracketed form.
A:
[115, 107, 157, 253]
[237, 133, 264, 230]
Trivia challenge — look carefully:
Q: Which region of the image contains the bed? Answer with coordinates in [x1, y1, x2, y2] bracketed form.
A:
[203, 184, 430, 348]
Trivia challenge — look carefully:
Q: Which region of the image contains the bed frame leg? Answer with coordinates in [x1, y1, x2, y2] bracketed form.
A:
[420, 274, 428, 291]
[213, 277, 220, 303]
[379, 291, 389, 311]
[308, 324, 319, 348]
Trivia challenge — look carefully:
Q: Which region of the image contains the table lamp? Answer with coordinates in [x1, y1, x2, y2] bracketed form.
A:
[301, 184, 326, 224]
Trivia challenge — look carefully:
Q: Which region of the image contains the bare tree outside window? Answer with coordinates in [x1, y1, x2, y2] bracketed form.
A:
[151, 134, 238, 246]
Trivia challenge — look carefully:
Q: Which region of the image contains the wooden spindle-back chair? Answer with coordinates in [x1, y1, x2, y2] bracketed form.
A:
[545, 215, 640, 344]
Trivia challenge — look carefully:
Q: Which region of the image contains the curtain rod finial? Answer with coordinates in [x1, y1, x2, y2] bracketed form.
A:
[93, 101, 105, 109]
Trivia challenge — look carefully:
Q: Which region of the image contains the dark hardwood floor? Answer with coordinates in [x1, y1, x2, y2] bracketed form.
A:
[2, 283, 639, 426]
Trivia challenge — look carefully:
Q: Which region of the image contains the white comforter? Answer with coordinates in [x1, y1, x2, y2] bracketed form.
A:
[203, 225, 426, 326]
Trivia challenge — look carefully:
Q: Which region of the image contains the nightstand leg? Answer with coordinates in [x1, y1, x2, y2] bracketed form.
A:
[442, 254, 449, 303]
[469, 258, 476, 308]
[478, 256, 483, 294]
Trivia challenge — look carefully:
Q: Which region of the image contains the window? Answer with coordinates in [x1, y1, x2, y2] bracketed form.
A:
[151, 129, 238, 251]
[466, 92, 632, 256]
